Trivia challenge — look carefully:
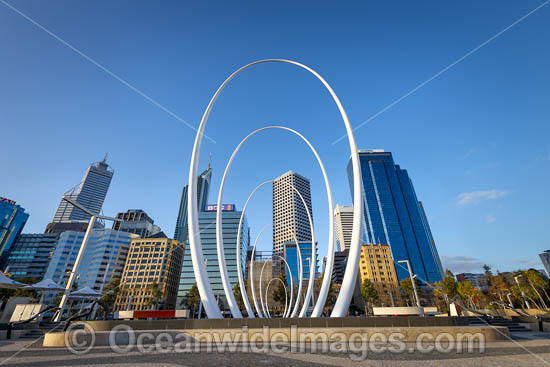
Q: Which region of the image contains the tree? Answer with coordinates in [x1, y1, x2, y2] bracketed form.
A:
[233, 283, 245, 311]
[325, 281, 337, 309]
[399, 277, 419, 306]
[442, 270, 458, 299]
[101, 278, 120, 311]
[184, 283, 201, 313]
[272, 273, 287, 314]
[457, 281, 475, 306]
[145, 281, 163, 309]
[524, 269, 549, 308]
[361, 279, 379, 315]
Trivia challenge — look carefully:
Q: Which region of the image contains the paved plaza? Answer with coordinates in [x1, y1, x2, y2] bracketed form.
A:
[0, 333, 549, 366]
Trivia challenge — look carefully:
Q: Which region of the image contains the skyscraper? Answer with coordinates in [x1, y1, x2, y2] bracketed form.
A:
[347, 149, 443, 284]
[272, 171, 313, 256]
[334, 205, 354, 251]
[4, 233, 57, 279]
[173, 166, 212, 245]
[51, 156, 114, 223]
[0, 197, 29, 267]
[115, 236, 184, 311]
[176, 205, 249, 310]
[539, 250, 550, 277]
[112, 209, 162, 238]
[43, 229, 136, 298]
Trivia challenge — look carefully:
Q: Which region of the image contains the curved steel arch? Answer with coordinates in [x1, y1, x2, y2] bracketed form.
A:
[187, 59, 363, 319]
[218, 126, 333, 318]
[272, 254, 294, 318]
[259, 260, 270, 317]
[265, 278, 288, 318]
[249, 224, 271, 318]
[236, 180, 272, 318]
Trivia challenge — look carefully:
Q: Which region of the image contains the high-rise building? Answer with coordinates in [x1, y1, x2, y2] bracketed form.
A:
[174, 166, 212, 245]
[114, 236, 184, 311]
[347, 150, 443, 284]
[539, 251, 550, 277]
[0, 197, 29, 267]
[112, 209, 162, 238]
[50, 156, 114, 224]
[272, 171, 313, 256]
[456, 273, 489, 291]
[359, 244, 401, 307]
[283, 241, 318, 286]
[43, 229, 136, 300]
[4, 233, 57, 279]
[334, 205, 353, 251]
[176, 205, 249, 310]
[331, 250, 349, 284]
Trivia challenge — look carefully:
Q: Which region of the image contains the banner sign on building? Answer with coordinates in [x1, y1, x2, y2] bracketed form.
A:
[0, 197, 16, 205]
[204, 204, 235, 212]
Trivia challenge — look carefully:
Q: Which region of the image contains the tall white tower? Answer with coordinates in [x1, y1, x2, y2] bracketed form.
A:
[52, 156, 114, 222]
[272, 171, 313, 256]
[334, 205, 354, 251]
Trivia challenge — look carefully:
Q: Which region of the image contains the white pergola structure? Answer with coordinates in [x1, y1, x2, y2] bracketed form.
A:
[187, 59, 363, 319]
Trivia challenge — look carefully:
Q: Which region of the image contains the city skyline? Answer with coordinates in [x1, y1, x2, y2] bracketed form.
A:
[1, 1, 549, 274]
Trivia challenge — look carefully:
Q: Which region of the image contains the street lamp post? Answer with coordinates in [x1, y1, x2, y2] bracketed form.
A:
[54, 197, 121, 322]
[397, 260, 422, 315]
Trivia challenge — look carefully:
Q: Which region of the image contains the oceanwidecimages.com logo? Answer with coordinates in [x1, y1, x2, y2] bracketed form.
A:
[64, 323, 486, 361]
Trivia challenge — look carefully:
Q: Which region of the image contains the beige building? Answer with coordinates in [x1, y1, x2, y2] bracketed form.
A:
[334, 205, 353, 251]
[272, 171, 313, 256]
[114, 236, 184, 311]
[359, 244, 401, 307]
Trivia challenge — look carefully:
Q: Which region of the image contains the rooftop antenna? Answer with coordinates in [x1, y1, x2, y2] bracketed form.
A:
[208, 152, 212, 169]
[102, 152, 108, 163]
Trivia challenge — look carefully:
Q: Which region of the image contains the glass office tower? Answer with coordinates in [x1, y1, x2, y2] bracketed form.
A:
[283, 241, 318, 286]
[176, 205, 249, 311]
[51, 157, 114, 223]
[4, 233, 57, 279]
[347, 150, 443, 284]
[174, 166, 212, 245]
[0, 197, 29, 267]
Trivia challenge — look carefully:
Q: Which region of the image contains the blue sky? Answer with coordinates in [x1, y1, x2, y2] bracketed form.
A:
[1, 1, 549, 274]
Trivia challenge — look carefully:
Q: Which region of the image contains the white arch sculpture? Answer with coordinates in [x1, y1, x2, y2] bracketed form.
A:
[187, 59, 363, 319]
[265, 278, 288, 318]
[236, 180, 272, 318]
[236, 177, 314, 318]
[218, 126, 333, 318]
[249, 224, 271, 318]
[259, 260, 270, 317]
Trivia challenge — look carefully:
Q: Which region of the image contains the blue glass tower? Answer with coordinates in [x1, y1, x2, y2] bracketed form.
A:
[347, 150, 443, 284]
[283, 241, 318, 286]
[0, 197, 29, 267]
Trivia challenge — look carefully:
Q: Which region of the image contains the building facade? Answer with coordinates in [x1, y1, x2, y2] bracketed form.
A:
[456, 273, 489, 291]
[43, 229, 136, 299]
[112, 209, 162, 238]
[283, 241, 318, 286]
[176, 206, 249, 311]
[359, 244, 401, 307]
[331, 250, 349, 284]
[334, 205, 353, 251]
[347, 150, 443, 284]
[50, 157, 113, 223]
[174, 166, 212, 245]
[115, 237, 184, 311]
[0, 197, 29, 267]
[539, 250, 550, 277]
[4, 233, 57, 280]
[272, 171, 313, 256]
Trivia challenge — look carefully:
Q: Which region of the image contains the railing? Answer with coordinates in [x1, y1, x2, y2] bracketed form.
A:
[6, 305, 60, 339]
